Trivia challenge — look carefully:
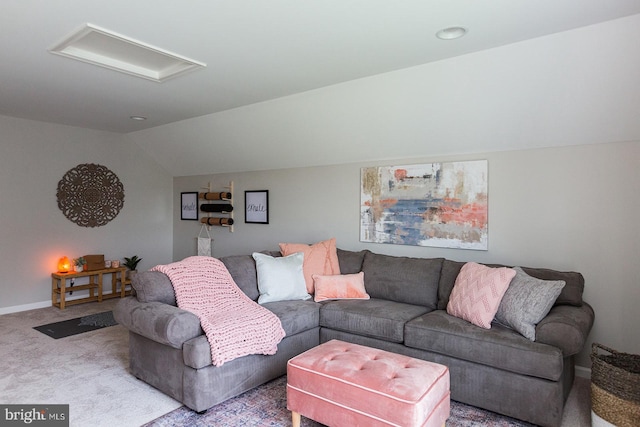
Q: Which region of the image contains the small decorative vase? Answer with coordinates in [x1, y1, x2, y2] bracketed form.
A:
[75, 265, 83, 272]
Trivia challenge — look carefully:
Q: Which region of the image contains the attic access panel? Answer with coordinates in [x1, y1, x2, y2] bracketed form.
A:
[49, 23, 206, 82]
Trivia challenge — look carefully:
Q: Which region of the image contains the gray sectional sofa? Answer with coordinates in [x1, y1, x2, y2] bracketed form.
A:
[113, 248, 594, 427]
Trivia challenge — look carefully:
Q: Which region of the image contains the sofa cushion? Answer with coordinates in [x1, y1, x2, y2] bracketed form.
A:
[320, 298, 430, 343]
[361, 252, 443, 309]
[183, 300, 320, 370]
[252, 252, 311, 304]
[520, 267, 584, 307]
[280, 238, 341, 294]
[446, 263, 516, 329]
[494, 267, 565, 341]
[219, 254, 260, 301]
[261, 300, 321, 336]
[437, 260, 465, 310]
[336, 248, 370, 274]
[133, 271, 176, 305]
[404, 310, 564, 381]
[312, 272, 369, 302]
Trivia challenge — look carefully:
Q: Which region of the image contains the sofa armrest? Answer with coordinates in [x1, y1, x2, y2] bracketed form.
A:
[535, 302, 595, 356]
[113, 297, 203, 349]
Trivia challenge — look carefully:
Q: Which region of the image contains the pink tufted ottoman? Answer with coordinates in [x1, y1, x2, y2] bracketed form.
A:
[287, 340, 450, 427]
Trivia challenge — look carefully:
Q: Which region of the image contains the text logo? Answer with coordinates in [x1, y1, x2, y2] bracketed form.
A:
[1, 405, 69, 426]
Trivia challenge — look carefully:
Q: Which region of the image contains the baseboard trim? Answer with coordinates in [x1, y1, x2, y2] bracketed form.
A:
[0, 293, 122, 315]
[0, 300, 51, 315]
[575, 365, 591, 378]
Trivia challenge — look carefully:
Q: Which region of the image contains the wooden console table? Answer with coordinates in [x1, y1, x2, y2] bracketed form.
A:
[51, 267, 131, 310]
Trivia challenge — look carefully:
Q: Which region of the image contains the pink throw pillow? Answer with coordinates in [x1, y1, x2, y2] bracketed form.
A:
[312, 272, 369, 302]
[279, 238, 341, 293]
[447, 262, 516, 329]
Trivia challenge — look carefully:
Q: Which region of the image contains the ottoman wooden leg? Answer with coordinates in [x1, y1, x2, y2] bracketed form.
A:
[292, 411, 301, 427]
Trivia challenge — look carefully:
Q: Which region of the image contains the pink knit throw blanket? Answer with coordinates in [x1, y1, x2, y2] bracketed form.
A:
[152, 256, 285, 367]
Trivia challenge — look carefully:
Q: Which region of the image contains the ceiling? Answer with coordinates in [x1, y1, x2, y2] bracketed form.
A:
[2, 1, 640, 134]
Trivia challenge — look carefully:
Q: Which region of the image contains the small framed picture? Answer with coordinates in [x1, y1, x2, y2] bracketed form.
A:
[180, 192, 198, 220]
[245, 190, 269, 224]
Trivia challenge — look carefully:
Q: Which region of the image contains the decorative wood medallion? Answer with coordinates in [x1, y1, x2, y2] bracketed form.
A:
[57, 163, 125, 227]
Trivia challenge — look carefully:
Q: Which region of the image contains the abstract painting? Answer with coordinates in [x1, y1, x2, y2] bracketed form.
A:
[360, 160, 488, 250]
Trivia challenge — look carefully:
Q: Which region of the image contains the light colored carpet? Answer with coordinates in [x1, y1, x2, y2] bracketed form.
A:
[0, 299, 181, 427]
[0, 300, 591, 427]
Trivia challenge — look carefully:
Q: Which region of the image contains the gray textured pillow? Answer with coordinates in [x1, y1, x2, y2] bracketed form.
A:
[494, 267, 565, 341]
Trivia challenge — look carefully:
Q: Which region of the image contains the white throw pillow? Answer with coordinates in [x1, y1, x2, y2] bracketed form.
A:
[252, 252, 311, 304]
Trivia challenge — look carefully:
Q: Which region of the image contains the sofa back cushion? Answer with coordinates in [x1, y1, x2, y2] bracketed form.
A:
[336, 248, 370, 274]
[520, 266, 584, 306]
[437, 260, 466, 310]
[437, 259, 584, 309]
[361, 252, 443, 309]
[133, 271, 177, 306]
[219, 254, 261, 301]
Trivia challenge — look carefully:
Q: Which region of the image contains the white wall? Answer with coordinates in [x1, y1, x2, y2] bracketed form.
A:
[174, 140, 640, 369]
[0, 115, 174, 312]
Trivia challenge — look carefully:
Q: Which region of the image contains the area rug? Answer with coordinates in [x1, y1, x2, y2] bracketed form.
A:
[33, 311, 117, 339]
[143, 376, 534, 427]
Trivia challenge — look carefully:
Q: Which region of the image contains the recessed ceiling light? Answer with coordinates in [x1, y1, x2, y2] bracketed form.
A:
[49, 23, 206, 82]
[436, 27, 468, 40]
[130, 116, 147, 121]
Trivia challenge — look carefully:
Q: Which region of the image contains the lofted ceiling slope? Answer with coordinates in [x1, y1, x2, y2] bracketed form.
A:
[2, 1, 640, 135]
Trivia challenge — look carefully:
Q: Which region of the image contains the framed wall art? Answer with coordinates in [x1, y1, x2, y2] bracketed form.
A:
[360, 160, 488, 250]
[180, 192, 198, 220]
[245, 190, 269, 224]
